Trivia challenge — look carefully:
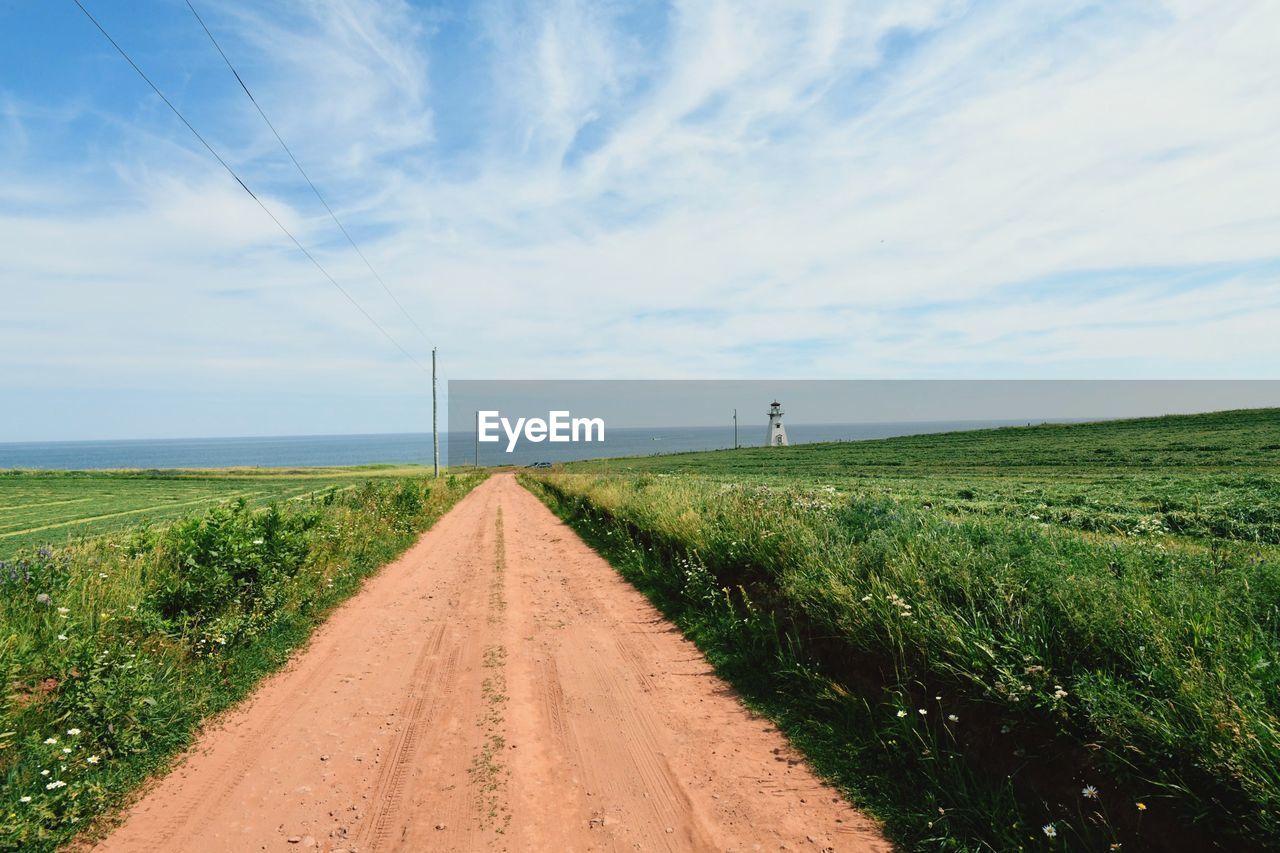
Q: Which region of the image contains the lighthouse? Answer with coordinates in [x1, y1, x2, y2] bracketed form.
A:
[766, 401, 789, 447]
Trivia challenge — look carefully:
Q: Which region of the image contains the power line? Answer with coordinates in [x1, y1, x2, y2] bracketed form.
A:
[69, 0, 428, 373]
[183, 0, 432, 349]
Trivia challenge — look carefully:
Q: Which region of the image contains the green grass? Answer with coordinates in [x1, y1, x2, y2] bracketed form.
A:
[0, 470, 485, 851]
[0, 466, 433, 558]
[569, 408, 1280, 544]
[523, 407, 1280, 851]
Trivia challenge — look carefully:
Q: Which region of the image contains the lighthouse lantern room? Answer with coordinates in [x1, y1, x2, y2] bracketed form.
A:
[766, 401, 789, 447]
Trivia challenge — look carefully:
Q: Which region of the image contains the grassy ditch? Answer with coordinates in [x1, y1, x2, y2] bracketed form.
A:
[1, 471, 485, 851]
[521, 469, 1280, 851]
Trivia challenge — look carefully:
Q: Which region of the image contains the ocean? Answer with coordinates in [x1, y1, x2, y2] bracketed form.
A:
[0, 419, 1060, 470]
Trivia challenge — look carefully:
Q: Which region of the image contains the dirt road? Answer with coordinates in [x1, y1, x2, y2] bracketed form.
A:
[94, 474, 889, 852]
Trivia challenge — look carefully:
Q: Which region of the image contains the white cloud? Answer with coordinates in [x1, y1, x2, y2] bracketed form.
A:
[215, 0, 435, 170]
[2, 0, 1279, 438]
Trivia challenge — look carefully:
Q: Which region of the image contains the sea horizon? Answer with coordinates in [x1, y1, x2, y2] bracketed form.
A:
[0, 417, 1093, 471]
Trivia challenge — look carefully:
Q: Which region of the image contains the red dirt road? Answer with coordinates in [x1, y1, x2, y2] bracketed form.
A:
[93, 474, 890, 852]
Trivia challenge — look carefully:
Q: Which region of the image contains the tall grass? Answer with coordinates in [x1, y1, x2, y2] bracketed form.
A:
[0, 473, 485, 851]
[523, 471, 1280, 851]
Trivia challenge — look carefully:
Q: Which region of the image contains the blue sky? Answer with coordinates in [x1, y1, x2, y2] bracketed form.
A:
[1, 0, 1278, 440]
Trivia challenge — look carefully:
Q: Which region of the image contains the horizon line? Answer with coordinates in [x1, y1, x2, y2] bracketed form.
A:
[0, 415, 1129, 447]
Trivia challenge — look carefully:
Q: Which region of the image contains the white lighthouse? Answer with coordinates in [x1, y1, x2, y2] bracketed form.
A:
[766, 401, 789, 446]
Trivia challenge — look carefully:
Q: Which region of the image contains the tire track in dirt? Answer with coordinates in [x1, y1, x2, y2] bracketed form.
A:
[372, 497, 508, 852]
[361, 623, 453, 851]
[93, 475, 890, 852]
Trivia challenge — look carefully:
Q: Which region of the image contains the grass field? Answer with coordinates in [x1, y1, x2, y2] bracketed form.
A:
[524, 407, 1280, 851]
[0, 466, 432, 558]
[567, 408, 1280, 544]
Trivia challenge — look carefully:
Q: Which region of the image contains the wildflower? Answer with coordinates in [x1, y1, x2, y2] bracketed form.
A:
[1053, 685, 1068, 699]
[1136, 802, 1147, 811]
[58, 634, 68, 641]
[1082, 785, 1099, 799]
[43, 738, 57, 745]
[87, 755, 100, 764]
[20, 795, 32, 803]
[61, 747, 71, 754]
[948, 714, 959, 722]
[918, 708, 928, 715]
[41, 769, 50, 776]
[1042, 823, 1057, 838]
[46, 780, 66, 790]
[57, 607, 69, 615]
[67, 728, 81, 736]
[98, 572, 108, 579]
[896, 710, 907, 718]
[36, 593, 52, 605]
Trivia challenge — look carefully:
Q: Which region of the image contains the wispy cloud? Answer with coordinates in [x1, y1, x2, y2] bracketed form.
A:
[1, 0, 1277, 438]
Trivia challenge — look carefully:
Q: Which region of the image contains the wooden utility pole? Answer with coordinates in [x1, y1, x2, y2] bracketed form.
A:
[733, 408, 738, 449]
[432, 347, 439, 478]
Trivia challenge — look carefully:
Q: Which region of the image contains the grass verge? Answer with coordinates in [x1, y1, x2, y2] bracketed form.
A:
[1, 471, 485, 851]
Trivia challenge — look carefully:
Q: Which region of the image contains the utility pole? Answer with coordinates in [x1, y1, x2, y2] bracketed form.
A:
[432, 347, 439, 478]
[733, 408, 738, 449]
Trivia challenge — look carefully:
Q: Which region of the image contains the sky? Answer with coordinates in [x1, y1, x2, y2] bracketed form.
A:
[446, 381, 1280, 430]
[1, 0, 1279, 440]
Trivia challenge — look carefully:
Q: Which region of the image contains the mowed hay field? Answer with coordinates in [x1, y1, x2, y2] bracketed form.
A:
[524, 408, 1280, 851]
[0, 467, 431, 558]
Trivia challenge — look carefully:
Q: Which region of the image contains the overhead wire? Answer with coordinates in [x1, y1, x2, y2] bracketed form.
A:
[183, 0, 433, 349]
[68, 0, 428, 372]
